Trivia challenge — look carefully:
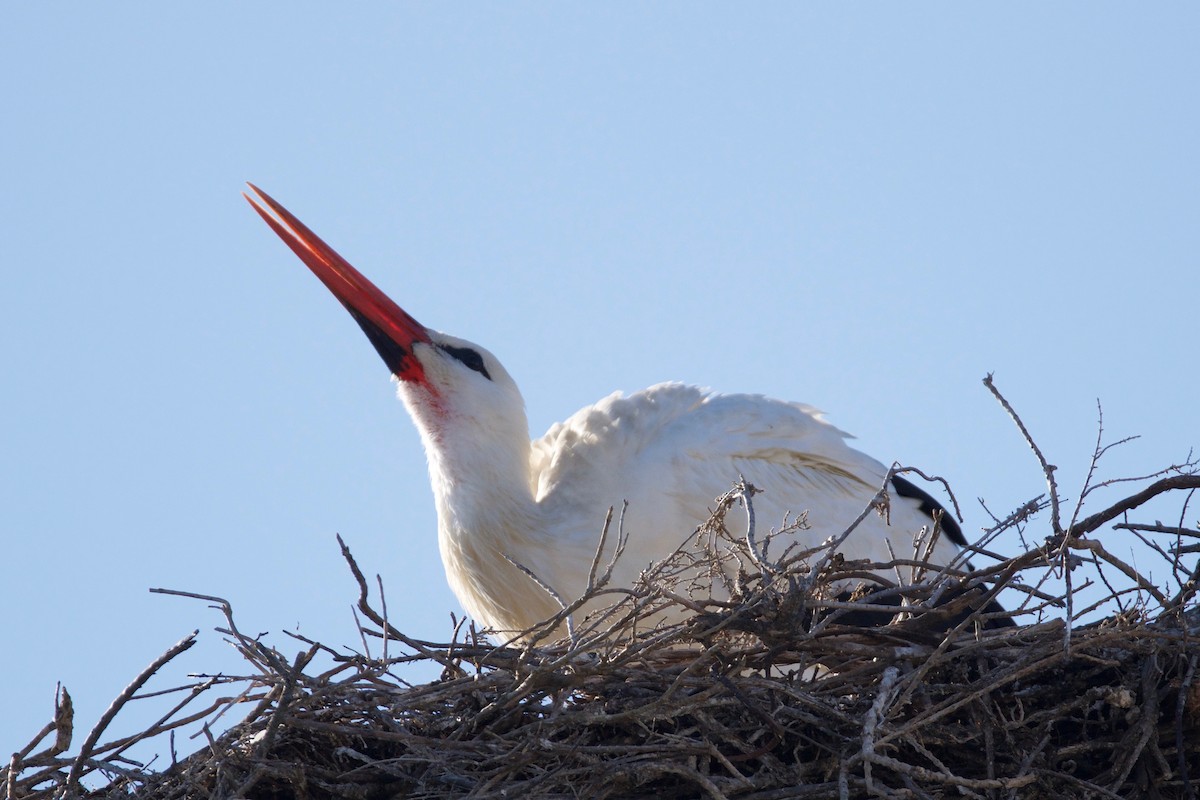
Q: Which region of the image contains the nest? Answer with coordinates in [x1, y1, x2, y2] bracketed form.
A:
[6, 384, 1200, 799]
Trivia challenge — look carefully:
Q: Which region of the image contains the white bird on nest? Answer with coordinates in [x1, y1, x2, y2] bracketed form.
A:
[245, 185, 1000, 639]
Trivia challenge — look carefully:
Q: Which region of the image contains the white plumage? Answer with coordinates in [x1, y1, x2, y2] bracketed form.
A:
[246, 186, 966, 638]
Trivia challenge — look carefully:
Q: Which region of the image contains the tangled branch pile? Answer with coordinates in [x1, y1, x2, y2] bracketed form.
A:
[6, 386, 1200, 799]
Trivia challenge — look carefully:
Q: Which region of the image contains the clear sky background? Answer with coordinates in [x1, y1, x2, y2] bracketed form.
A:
[2, 4, 1197, 769]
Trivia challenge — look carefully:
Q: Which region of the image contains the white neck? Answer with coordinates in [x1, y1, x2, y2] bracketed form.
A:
[400, 383, 560, 633]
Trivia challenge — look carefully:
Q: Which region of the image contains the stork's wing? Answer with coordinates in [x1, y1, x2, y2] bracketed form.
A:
[531, 382, 960, 566]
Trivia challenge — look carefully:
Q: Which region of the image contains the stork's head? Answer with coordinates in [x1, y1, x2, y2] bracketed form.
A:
[244, 184, 527, 447]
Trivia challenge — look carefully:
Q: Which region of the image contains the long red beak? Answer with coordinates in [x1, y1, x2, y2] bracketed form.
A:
[245, 184, 432, 385]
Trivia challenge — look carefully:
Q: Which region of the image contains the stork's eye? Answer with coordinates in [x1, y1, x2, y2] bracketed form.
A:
[440, 345, 492, 380]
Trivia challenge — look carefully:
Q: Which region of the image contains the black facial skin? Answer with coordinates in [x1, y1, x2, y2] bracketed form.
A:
[439, 344, 491, 380]
[347, 306, 414, 376]
[343, 306, 491, 383]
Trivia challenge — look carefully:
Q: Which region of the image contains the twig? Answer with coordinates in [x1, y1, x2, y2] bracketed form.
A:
[860, 665, 900, 792]
[500, 553, 570, 631]
[1067, 476, 1200, 540]
[151, 588, 287, 675]
[62, 631, 198, 797]
[377, 574, 390, 663]
[1066, 536, 1169, 607]
[896, 465, 965, 524]
[9, 404, 1200, 800]
[336, 534, 463, 674]
[1115, 522, 1200, 537]
[106, 678, 218, 765]
[984, 374, 1063, 535]
[730, 479, 774, 578]
[254, 646, 317, 758]
[1177, 654, 1198, 800]
[802, 465, 900, 590]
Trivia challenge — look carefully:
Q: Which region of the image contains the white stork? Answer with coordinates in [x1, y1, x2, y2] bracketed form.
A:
[245, 185, 992, 638]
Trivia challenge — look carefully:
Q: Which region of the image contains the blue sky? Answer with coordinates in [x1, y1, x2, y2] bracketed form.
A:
[2, 5, 1197, 767]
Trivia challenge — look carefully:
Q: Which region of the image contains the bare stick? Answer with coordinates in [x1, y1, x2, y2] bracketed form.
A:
[732, 478, 774, 579]
[586, 505, 617, 592]
[1176, 654, 1198, 798]
[11, 723, 53, 767]
[1084, 453, 1199, 496]
[151, 588, 286, 675]
[896, 465, 965, 524]
[336, 535, 463, 674]
[983, 373, 1063, 535]
[1114, 522, 1200, 537]
[12, 685, 72, 765]
[803, 465, 899, 588]
[63, 631, 197, 796]
[376, 574, 390, 663]
[253, 646, 317, 759]
[499, 553, 570, 632]
[106, 678, 217, 765]
[860, 665, 900, 792]
[1067, 475, 1200, 540]
[1064, 399, 1108, 536]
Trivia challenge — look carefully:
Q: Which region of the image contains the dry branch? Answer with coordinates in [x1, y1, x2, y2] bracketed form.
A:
[4, 380, 1199, 799]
